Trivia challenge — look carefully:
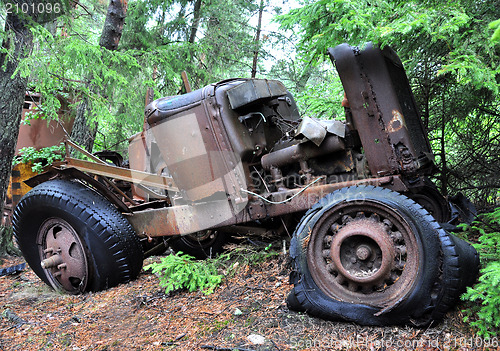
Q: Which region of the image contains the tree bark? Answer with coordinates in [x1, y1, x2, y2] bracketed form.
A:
[99, 0, 129, 50]
[71, 0, 128, 151]
[70, 97, 97, 153]
[0, 11, 34, 253]
[189, 0, 203, 44]
[251, 0, 264, 78]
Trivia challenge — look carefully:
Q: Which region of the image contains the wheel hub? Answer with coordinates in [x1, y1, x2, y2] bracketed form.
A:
[307, 202, 419, 307]
[38, 218, 88, 294]
[355, 245, 372, 261]
[330, 219, 395, 286]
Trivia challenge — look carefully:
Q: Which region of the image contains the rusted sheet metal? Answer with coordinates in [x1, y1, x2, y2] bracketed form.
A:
[329, 43, 434, 176]
[127, 199, 237, 237]
[129, 175, 407, 237]
[60, 158, 178, 192]
[128, 131, 149, 200]
[16, 93, 75, 153]
[226, 79, 287, 110]
[256, 175, 407, 220]
[7, 163, 36, 207]
[329, 44, 397, 176]
[294, 117, 327, 146]
[64, 138, 107, 165]
[377, 47, 434, 159]
[261, 135, 345, 170]
[352, 45, 418, 175]
[145, 81, 248, 207]
[25, 167, 132, 213]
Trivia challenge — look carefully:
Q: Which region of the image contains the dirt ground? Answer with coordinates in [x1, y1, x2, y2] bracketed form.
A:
[0, 252, 487, 351]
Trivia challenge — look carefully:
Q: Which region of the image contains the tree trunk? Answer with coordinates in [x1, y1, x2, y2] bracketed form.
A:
[70, 97, 97, 153]
[99, 0, 129, 50]
[189, 0, 203, 44]
[71, 0, 128, 151]
[251, 0, 264, 78]
[0, 12, 34, 253]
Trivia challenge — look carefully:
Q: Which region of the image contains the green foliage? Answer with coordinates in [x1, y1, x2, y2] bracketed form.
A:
[461, 207, 500, 337]
[144, 244, 279, 295]
[144, 252, 223, 295]
[121, 0, 260, 87]
[490, 19, 500, 43]
[14, 0, 266, 156]
[216, 243, 279, 275]
[277, 0, 500, 205]
[294, 70, 344, 120]
[14, 144, 65, 173]
[277, 0, 500, 94]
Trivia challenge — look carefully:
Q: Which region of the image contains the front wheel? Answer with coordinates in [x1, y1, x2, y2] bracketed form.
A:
[287, 185, 478, 326]
[13, 179, 143, 294]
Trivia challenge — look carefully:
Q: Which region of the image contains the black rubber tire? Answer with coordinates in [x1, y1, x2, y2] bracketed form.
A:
[430, 230, 480, 320]
[13, 179, 143, 293]
[286, 185, 477, 326]
[169, 230, 228, 259]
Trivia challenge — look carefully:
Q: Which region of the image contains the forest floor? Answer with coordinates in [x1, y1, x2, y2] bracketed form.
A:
[0, 249, 485, 351]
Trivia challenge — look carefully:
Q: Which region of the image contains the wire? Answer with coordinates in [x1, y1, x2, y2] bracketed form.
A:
[240, 176, 326, 205]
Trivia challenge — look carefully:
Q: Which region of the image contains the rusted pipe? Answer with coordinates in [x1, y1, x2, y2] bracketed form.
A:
[261, 135, 345, 170]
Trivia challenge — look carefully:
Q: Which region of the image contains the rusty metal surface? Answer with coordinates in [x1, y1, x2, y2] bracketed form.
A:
[7, 163, 36, 208]
[329, 219, 395, 286]
[129, 175, 407, 237]
[146, 82, 249, 210]
[260, 176, 407, 219]
[25, 167, 132, 213]
[61, 158, 177, 192]
[16, 93, 75, 153]
[294, 117, 327, 146]
[261, 135, 345, 170]
[306, 197, 419, 308]
[181, 71, 192, 93]
[127, 199, 234, 237]
[329, 44, 396, 176]
[128, 131, 150, 200]
[38, 217, 88, 294]
[329, 43, 434, 177]
[226, 79, 287, 110]
[213, 81, 259, 161]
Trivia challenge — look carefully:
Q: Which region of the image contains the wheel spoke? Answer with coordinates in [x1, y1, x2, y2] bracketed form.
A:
[347, 281, 358, 292]
[341, 215, 352, 224]
[335, 274, 346, 285]
[382, 219, 393, 230]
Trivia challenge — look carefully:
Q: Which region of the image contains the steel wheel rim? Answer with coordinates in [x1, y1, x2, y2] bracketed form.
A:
[307, 200, 420, 307]
[37, 218, 88, 294]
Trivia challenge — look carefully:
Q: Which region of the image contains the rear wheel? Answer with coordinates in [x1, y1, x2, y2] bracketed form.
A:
[287, 186, 478, 326]
[169, 230, 227, 259]
[13, 179, 143, 294]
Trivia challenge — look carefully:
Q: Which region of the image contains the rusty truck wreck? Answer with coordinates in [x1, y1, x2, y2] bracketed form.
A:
[13, 43, 479, 326]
